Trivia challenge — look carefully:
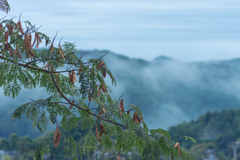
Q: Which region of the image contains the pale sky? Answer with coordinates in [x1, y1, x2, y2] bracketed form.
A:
[2, 0, 240, 62]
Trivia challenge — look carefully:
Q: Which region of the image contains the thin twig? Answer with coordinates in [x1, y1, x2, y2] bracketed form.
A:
[79, 51, 88, 60]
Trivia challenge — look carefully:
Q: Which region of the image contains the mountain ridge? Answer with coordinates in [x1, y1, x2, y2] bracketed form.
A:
[1, 49, 240, 140]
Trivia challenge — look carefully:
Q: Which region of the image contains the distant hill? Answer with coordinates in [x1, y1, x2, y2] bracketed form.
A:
[1, 108, 239, 159]
[75, 50, 240, 129]
[153, 55, 174, 61]
[2, 49, 240, 140]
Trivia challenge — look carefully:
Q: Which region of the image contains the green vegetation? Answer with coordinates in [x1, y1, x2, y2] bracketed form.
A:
[167, 109, 240, 159]
[0, 12, 196, 160]
[1, 108, 240, 159]
[1, 1, 240, 160]
[2, 109, 240, 159]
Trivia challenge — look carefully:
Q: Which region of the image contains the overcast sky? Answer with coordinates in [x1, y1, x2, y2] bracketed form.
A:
[2, 0, 240, 62]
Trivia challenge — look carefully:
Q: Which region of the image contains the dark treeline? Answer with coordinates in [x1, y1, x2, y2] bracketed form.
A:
[1, 108, 240, 159]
